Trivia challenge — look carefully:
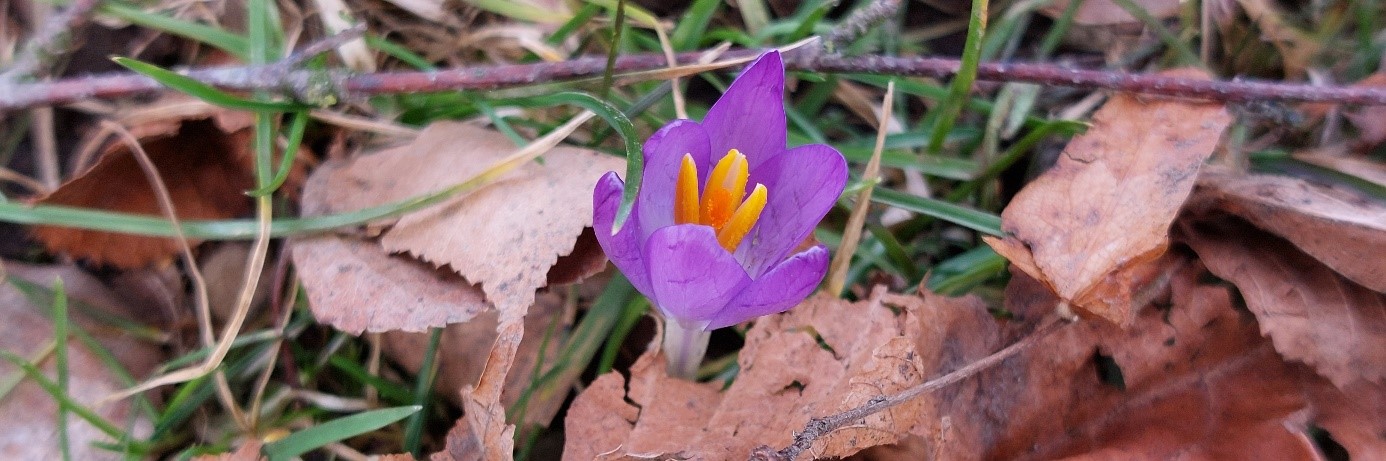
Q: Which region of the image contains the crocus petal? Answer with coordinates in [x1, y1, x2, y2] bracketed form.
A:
[702, 51, 787, 171]
[737, 143, 847, 278]
[637, 120, 712, 240]
[592, 172, 652, 295]
[644, 224, 752, 324]
[706, 245, 829, 330]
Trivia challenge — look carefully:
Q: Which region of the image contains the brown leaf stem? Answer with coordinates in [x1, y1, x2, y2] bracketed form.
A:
[750, 314, 1070, 461]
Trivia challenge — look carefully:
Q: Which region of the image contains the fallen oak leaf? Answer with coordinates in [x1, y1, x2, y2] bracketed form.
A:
[985, 70, 1233, 326]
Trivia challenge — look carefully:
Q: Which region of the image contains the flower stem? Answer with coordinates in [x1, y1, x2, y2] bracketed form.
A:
[662, 319, 711, 380]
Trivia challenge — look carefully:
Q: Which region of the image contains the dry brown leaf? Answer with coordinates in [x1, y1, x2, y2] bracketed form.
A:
[565, 254, 1379, 459]
[560, 371, 639, 460]
[1305, 380, 1386, 459]
[984, 72, 1231, 326]
[981, 264, 1325, 460]
[32, 102, 306, 268]
[564, 290, 1008, 460]
[1189, 170, 1386, 293]
[459, 319, 522, 461]
[298, 122, 621, 327]
[0, 263, 163, 459]
[291, 234, 490, 334]
[1038, 0, 1181, 25]
[1177, 216, 1386, 388]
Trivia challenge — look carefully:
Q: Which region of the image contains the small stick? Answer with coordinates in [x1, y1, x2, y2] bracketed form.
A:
[750, 314, 1069, 461]
[824, 0, 903, 52]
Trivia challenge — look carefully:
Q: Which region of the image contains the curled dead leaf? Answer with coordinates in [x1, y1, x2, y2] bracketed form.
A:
[1176, 215, 1386, 388]
[32, 108, 306, 268]
[1189, 169, 1386, 293]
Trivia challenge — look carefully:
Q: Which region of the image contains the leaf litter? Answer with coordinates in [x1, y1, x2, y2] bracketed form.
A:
[984, 69, 1233, 326]
[293, 117, 619, 461]
[566, 249, 1384, 459]
[0, 263, 163, 459]
[293, 121, 621, 332]
[32, 98, 306, 268]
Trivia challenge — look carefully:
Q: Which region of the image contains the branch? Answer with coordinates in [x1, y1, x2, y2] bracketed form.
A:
[749, 314, 1070, 461]
[4, 48, 1386, 111]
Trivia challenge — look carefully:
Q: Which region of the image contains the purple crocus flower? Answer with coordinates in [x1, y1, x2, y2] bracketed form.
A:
[592, 51, 848, 334]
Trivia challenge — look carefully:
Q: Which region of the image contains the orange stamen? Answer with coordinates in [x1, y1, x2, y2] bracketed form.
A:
[674, 154, 701, 224]
[716, 183, 767, 252]
[700, 150, 749, 228]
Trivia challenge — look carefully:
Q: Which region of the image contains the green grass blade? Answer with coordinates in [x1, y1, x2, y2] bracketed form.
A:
[1111, 0, 1201, 66]
[98, 2, 249, 59]
[51, 279, 71, 461]
[262, 406, 421, 461]
[787, 1, 834, 42]
[248, 111, 310, 196]
[510, 275, 636, 425]
[926, 0, 989, 154]
[547, 4, 602, 45]
[671, 0, 722, 49]
[871, 188, 1002, 236]
[365, 35, 436, 71]
[0, 352, 138, 447]
[402, 329, 442, 456]
[111, 58, 306, 112]
[926, 245, 1008, 295]
[466, 0, 569, 23]
[598, 296, 649, 374]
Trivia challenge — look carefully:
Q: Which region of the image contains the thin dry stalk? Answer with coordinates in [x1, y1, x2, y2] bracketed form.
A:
[826, 81, 894, 296]
[100, 120, 249, 428]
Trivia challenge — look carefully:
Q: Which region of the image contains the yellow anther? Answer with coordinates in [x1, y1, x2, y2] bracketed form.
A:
[674, 154, 701, 225]
[716, 183, 767, 252]
[700, 150, 749, 228]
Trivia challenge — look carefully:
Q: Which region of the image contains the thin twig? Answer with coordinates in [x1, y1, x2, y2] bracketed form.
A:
[750, 314, 1070, 461]
[6, 50, 1386, 111]
[0, 0, 102, 80]
[824, 0, 903, 52]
